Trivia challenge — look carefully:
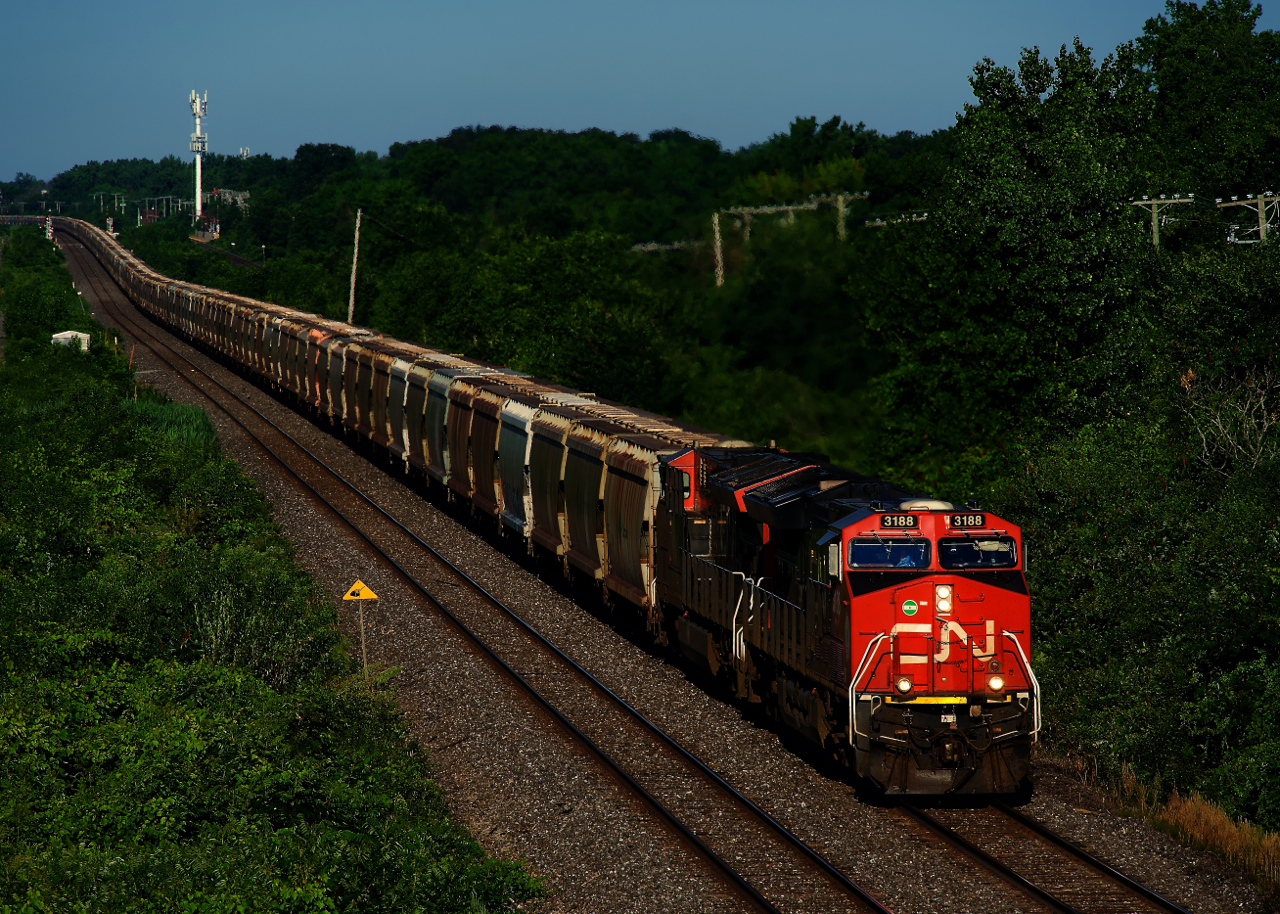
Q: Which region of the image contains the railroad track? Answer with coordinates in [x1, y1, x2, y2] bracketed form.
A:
[901, 803, 1196, 914]
[59, 229, 893, 914]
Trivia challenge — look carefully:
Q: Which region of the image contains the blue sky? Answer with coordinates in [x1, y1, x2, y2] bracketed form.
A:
[3, 1, 1274, 182]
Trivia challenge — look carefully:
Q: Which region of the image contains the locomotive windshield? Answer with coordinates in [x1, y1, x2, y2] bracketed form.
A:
[848, 538, 931, 569]
[938, 536, 1018, 569]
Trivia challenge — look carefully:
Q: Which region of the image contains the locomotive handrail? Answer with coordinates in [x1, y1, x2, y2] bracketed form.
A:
[681, 549, 733, 573]
[745, 577, 803, 614]
[1002, 630, 1041, 740]
[848, 632, 888, 744]
[728, 571, 752, 670]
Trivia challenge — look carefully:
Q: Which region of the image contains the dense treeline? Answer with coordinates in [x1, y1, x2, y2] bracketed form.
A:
[862, 4, 1280, 829]
[0, 226, 542, 912]
[0, 173, 44, 213]
[97, 116, 942, 460]
[34, 0, 1280, 832]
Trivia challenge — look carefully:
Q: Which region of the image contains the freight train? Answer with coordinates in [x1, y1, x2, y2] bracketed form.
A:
[9, 215, 1039, 795]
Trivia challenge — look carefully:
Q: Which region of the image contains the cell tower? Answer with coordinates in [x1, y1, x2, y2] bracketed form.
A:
[189, 90, 208, 219]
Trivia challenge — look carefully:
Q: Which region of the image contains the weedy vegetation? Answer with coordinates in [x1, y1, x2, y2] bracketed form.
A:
[0, 224, 543, 913]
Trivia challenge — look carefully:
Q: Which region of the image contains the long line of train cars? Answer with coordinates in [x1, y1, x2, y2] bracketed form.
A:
[12, 214, 1040, 795]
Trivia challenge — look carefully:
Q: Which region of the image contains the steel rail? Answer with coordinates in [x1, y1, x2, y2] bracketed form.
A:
[901, 806, 1086, 914]
[60, 229, 893, 914]
[993, 802, 1196, 914]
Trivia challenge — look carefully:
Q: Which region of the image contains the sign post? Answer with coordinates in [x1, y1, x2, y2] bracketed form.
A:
[342, 580, 378, 677]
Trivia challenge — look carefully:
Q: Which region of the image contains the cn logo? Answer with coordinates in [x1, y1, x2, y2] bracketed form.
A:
[890, 620, 997, 664]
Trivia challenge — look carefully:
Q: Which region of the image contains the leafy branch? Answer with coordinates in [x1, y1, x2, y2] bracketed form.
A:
[1178, 365, 1280, 474]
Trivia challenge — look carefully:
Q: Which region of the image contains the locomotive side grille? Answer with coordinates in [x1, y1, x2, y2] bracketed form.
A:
[824, 636, 847, 687]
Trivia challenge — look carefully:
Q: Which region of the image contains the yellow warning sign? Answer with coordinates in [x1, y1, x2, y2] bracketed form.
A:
[343, 580, 378, 601]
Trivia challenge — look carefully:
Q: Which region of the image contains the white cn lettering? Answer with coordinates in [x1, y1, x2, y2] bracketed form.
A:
[972, 620, 997, 660]
[890, 623, 932, 665]
[933, 620, 969, 662]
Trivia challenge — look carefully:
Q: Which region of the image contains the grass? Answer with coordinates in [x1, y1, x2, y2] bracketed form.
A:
[1107, 761, 1280, 894]
[1039, 751, 1280, 897]
[1158, 791, 1280, 887]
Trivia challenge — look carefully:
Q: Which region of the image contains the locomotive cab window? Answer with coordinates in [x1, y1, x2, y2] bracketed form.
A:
[938, 536, 1018, 569]
[848, 538, 931, 569]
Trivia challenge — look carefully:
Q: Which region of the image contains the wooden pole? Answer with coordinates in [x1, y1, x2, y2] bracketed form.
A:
[347, 208, 362, 323]
[712, 212, 723, 287]
[1214, 195, 1270, 243]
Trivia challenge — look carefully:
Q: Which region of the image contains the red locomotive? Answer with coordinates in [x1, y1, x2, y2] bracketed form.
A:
[656, 447, 1036, 795]
[23, 215, 1039, 795]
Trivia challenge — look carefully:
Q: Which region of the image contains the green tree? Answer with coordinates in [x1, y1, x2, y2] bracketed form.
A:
[1138, 0, 1280, 192]
[855, 39, 1152, 492]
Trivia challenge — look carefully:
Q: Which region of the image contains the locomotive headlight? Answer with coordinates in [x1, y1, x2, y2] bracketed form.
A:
[895, 676, 914, 694]
[936, 585, 952, 599]
[937, 598, 952, 613]
[987, 674, 1005, 692]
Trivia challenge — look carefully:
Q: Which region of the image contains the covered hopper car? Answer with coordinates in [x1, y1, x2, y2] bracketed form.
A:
[15, 215, 1039, 795]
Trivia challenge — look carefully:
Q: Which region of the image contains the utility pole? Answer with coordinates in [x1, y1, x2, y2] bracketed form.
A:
[712, 212, 723, 287]
[347, 208, 362, 324]
[1131, 194, 1194, 249]
[713, 193, 866, 284]
[1216, 192, 1277, 243]
[190, 90, 208, 221]
[721, 194, 866, 240]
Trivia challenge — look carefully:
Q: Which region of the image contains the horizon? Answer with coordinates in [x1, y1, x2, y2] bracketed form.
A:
[4, 1, 1276, 183]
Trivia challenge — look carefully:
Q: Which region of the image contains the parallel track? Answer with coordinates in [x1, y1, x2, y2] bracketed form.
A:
[59, 229, 893, 914]
[902, 804, 1196, 914]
